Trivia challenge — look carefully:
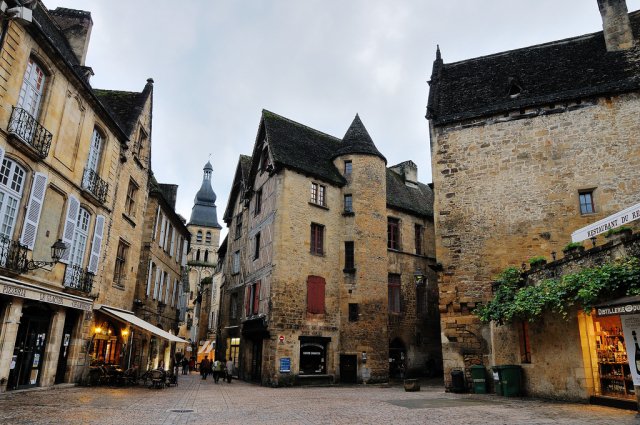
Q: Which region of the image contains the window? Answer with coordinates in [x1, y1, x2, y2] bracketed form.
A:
[254, 232, 261, 260]
[196, 230, 203, 243]
[579, 190, 595, 215]
[234, 213, 242, 239]
[85, 128, 103, 176]
[204, 250, 209, 262]
[206, 231, 211, 244]
[344, 161, 352, 177]
[519, 321, 532, 363]
[310, 182, 326, 206]
[68, 207, 90, 268]
[113, 239, 129, 287]
[196, 249, 200, 262]
[414, 224, 423, 255]
[387, 217, 400, 250]
[416, 285, 427, 316]
[310, 223, 324, 255]
[232, 250, 240, 274]
[124, 179, 138, 217]
[260, 147, 269, 173]
[307, 275, 325, 314]
[230, 293, 238, 319]
[18, 57, 46, 118]
[0, 158, 25, 239]
[344, 241, 354, 272]
[348, 303, 359, 322]
[388, 273, 401, 313]
[344, 194, 353, 213]
[134, 128, 147, 158]
[254, 189, 262, 215]
[245, 280, 261, 317]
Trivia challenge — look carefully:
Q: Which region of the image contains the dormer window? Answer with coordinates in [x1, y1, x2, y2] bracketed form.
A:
[508, 78, 522, 98]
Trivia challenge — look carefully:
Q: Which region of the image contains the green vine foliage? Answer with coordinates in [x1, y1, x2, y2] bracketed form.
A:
[476, 257, 640, 324]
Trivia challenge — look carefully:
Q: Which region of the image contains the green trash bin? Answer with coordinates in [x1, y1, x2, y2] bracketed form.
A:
[499, 365, 522, 397]
[470, 365, 486, 394]
[491, 366, 503, 395]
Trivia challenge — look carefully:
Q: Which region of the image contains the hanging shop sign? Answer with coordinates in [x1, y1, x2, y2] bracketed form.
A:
[595, 296, 640, 317]
[572, 201, 640, 242]
[0, 277, 92, 311]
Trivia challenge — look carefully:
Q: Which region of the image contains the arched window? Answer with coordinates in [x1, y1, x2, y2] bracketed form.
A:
[68, 207, 90, 267]
[196, 249, 200, 262]
[18, 57, 47, 118]
[204, 250, 209, 262]
[206, 231, 211, 244]
[0, 157, 26, 239]
[196, 230, 203, 243]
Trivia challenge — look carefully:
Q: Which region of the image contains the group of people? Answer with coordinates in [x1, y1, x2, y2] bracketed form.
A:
[197, 356, 234, 383]
[179, 356, 195, 375]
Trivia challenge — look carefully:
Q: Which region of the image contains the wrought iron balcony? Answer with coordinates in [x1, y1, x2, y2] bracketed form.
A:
[63, 264, 94, 293]
[7, 107, 52, 159]
[82, 168, 108, 203]
[0, 236, 28, 273]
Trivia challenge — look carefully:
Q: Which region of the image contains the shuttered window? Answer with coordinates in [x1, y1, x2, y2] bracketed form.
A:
[310, 223, 324, 255]
[20, 172, 46, 249]
[388, 274, 401, 313]
[307, 275, 325, 314]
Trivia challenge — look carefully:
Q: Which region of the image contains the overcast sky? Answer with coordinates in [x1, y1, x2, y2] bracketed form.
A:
[45, 0, 640, 235]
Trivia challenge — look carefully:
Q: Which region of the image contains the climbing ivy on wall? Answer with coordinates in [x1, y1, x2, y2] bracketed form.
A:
[476, 257, 640, 324]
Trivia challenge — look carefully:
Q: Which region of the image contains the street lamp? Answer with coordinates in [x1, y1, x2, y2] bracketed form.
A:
[25, 239, 68, 271]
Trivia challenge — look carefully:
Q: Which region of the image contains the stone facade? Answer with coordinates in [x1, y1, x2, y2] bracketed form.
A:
[219, 111, 439, 386]
[427, 0, 640, 395]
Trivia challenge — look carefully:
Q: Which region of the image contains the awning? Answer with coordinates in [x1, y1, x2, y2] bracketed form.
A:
[198, 340, 215, 355]
[98, 305, 187, 343]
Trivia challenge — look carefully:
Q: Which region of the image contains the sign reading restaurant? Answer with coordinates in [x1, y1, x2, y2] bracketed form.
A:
[572, 201, 640, 242]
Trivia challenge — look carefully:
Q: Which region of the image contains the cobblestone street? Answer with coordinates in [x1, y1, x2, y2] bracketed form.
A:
[0, 374, 638, 425]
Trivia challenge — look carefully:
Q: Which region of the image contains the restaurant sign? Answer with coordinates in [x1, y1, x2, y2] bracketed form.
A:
[572, 201, 640, 242]
[1, 279, 92, 311]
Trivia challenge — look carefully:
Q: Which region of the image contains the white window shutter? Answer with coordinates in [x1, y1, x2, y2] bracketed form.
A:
[152, 205, 160, 241]
[20, 172, 47, 250]
[181, 241, 188, 267]
[87, 215, 105, 274]
[146, 261, 153, 296]
[159, 215, 166, 248]
[165, 275, 170, 301]
[153, 267, 160, 299]
[170, 227, 176, 257]
[0, 146, 5, 167]
[60, 195, 80, 264]
[158, 270, 165, 302]
[172, 278, 177, 306]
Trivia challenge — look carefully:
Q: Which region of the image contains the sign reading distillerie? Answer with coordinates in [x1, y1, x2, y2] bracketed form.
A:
[572, 201, 640, 242]
[1, 280, 92, 311]
[596, 300, 640, 317]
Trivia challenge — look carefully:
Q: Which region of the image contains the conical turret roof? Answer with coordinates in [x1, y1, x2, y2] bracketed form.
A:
[189, 161, 221, 228]
[333, 114, 386, 163]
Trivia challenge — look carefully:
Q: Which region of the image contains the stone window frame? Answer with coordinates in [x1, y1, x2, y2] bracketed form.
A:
[388, 273, 401, 314]
[578, 189, 596, 215]
[310, 182, 326, 207]
[414, 223, 424, 255]
[387, 217, 401, 251]
[310, 222, 324, 256]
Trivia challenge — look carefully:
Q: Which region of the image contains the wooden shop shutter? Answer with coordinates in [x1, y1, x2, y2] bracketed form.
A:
[307, 275, 325, 314]
[253, 280, 261, 315]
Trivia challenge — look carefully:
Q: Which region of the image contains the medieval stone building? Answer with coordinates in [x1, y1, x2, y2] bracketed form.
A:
[427, 0, 640, 402]
[0, 1, 184, 391]
[218, 110, 440, 385]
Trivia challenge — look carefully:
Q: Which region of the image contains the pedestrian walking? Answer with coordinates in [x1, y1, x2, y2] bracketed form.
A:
[212, 358, 223, 383]
[200, 356, 211, 380]
[225, 358, 233, 383]
[181, 357, 189, 375]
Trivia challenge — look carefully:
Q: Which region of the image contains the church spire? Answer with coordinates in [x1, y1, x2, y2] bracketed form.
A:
[188, 161, 221, 228]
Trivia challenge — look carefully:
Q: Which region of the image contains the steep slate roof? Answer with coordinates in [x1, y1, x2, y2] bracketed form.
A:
[427, 10, 640, 125]
[333, 114, 386, 163]
[223, 155, 252, 223]
[386, 169, 434, 218]
[262, 110, 346, 186]
[93, 79, 153, 135]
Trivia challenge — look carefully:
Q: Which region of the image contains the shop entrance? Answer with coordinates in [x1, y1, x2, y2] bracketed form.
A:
[55, 310, 78, 384]
[299, 341, 326, 375]
[339, 354, 357, 383]
[250, 339, 262, 382]
[591, 314, 635, 399]
[389, 338, 406, 379]
[7, 304, 51, 390]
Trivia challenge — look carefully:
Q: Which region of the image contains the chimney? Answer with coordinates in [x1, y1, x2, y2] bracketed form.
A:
[159, 184, 179, 209]
[597, 0, 635, 51]
[390, 161, 418, 185]
[49, 8, 93, 66]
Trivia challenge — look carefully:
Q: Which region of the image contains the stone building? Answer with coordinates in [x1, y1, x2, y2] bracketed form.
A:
[179, 161, 221, 361]
[131, 179, 190, 370]
[0, 1, 184, 391]
[426, 0, 640, 400]
[218, 110, 439, 386]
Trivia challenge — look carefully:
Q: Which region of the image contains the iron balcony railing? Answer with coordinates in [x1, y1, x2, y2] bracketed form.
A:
[63, 264, 94, 293]
[0, 235, 28, 273]
[82, 168, 108, 203]
[7, 107, 53, 159]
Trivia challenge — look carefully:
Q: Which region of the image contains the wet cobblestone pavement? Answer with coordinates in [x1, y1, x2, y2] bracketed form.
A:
[0, 374, 638, 424]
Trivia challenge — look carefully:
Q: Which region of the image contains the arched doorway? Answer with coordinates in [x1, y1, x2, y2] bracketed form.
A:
[7, 303, 52, 390]
[389, 338, 406, 379]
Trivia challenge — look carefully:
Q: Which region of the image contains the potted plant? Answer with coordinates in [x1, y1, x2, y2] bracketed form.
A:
[528, 256, 547, 269]
[562, 242, 584, 257]
[604, 226, 633, 241]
